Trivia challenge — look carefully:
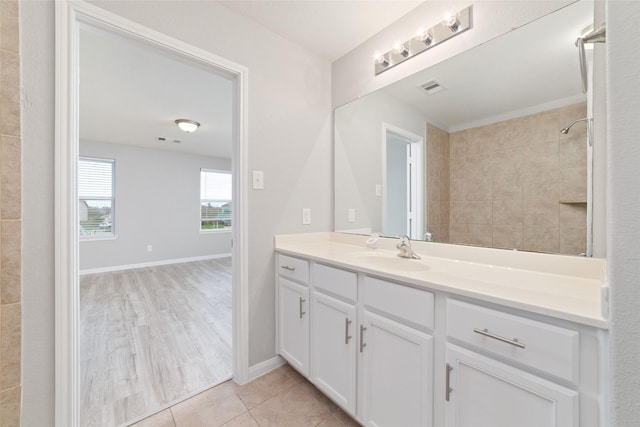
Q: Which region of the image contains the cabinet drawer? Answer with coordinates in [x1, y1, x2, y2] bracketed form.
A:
[446, 300, 579, 383]
[364, 276, 434, 331]
[313, 263, 357, 302]
[278, 254, 309, 284]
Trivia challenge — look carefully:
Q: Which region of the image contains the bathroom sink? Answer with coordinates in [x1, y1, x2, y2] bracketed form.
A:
[345, 250, 430, 272]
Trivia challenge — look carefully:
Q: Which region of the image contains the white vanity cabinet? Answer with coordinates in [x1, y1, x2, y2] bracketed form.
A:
[360, 276, 434, 427]
[275, 247, 606, 427]
[444, 300, 579, 427]
[444, 344, 577, 427]
[277, 255, 310, 376]
[310, 264, 358, 414]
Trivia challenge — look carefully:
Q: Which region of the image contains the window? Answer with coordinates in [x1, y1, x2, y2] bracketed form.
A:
[79, 157, 115, 238]
[200, 169, 232, 231]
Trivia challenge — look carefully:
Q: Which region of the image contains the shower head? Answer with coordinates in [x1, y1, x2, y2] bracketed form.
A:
[561, 117, 590, 135]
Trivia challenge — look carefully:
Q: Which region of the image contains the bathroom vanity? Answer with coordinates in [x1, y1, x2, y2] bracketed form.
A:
[275, 232, 608, 427]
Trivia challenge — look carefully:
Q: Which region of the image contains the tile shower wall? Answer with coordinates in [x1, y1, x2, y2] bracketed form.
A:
[426, 123, 450, 243]
[448, 102, 587, 255]
[0, 0, 22, 425]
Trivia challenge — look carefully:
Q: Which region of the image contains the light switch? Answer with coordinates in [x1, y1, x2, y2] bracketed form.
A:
[252, 170, 264, 189]
[375, 184, 382, 197]
[348, 209, 356, 223]
[302, 208, 311, 225]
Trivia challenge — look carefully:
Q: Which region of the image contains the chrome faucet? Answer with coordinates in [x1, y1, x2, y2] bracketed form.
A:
[396, 235, 421, 259]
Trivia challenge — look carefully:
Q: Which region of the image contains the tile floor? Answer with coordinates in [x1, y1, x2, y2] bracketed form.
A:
[130, 364, 361, 427]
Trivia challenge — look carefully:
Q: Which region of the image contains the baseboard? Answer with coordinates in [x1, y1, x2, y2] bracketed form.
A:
[79, 253, 232, 275]
[247, 355, 285, 383]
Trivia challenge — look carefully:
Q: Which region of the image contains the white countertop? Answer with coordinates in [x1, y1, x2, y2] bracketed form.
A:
[275, 232, 608, 329]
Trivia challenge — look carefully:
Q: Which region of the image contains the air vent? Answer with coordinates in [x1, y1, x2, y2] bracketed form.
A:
[157, 137, 167, 141]
[419, 80, 446, 95]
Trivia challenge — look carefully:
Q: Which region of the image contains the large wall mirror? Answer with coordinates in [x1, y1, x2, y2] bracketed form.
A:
[335, 0, 597, 256]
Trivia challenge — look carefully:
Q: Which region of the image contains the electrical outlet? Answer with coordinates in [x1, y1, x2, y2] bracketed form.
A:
[348, 208, 356, 223]
[147, 245, 153, 252]
[302, 208, 311, 225]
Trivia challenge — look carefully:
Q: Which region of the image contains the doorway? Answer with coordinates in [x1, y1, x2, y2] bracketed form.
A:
[55, 2, 249, 426]
[382, 124, 424, 239]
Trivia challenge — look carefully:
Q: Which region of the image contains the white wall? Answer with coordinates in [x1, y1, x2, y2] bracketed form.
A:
[79, 141, 232, 271]
[21, 1, 332, 425]
[334, 91, 427, 233]
[606, 1, 640, 424]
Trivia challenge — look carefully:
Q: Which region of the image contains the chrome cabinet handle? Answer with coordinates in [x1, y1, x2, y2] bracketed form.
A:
[445, 363, 453, 402]
[473, 328, 526, 349]
[299, 297, 306, 319]
[360, 325, 367, 352]
[345, 318, 352, 344]
[281, 265, 296, 271]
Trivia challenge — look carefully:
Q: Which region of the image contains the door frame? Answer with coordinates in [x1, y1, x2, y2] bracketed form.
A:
[381, 122, 424, 239]
[54, 2, 250, 425]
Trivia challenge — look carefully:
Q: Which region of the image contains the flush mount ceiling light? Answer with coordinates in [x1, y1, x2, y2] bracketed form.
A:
[374, 5, 472, 75]
[175, 119, 200, 133]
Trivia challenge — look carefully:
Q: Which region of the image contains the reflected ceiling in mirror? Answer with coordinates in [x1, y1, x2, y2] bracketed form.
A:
[334, 0, 594, 256]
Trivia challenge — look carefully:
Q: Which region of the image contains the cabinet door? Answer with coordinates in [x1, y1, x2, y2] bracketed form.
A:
[361, 311, 433, 427]
[311, 291, 357, 414]
[278, 278, 309, 376]
[445, 344, 578, 427]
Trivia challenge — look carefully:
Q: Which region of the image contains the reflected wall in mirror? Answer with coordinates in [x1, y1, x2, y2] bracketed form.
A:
[335, 0, 595, 256]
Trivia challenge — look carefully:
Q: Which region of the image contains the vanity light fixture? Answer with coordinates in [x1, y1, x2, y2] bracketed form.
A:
[446, 14, 461, 32]
[376, 55, 390, 68]
[416, 30, 434, 46]
[393, 44, 410, 58]
[374, 5, 472, 75]
[175, 118, 200, 133]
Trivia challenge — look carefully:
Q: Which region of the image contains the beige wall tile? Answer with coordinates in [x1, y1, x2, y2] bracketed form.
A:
[524, 199, 559, 227]
[450, 200, 465, 225]
[560, 203, 587, 227]
[490, 149, 522, 176]
[559, 137, 587, 169]
[560, 166, 587, 202]
[560, 226, 587, 255]
[464, 176, 492, 201]
[0, 386, 20, 427]
[523, 170, 560, 200]
[1, 220, 21, 304]
[0, 1, 19, 53]
[523, 225, 560, 253]
[464, 201, 492, 225]
[493, 173, 522, 200]
[449, 223, 469, 245]
[522, 139, 559, 175]
[450, 179, 464, 201]
[493, 225, 523, 250]
[0, 50, 20, 137]
[493, 199, 523, 226]
[1, 135, 21, 219]
[467, 224, 493, 247]
[0, 303, 21, 390]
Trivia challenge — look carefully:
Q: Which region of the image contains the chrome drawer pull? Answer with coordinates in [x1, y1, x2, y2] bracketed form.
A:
[299, 298, 306, 318]
[473, 328, 526, 349]
[281, 265, 296, 271]
[445, 363, 453, 402]
[345, 318, 352, 344]
[360, 325, 367, 352]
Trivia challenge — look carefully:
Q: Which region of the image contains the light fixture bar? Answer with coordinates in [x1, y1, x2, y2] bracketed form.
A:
[374, 6, 472, 75]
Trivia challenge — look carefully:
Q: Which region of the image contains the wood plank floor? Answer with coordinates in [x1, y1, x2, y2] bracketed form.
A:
[80, 258, 232, 427]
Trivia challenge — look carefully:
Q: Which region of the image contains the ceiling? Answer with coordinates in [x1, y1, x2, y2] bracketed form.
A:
[218, 0, 423, 62]
[79, 1, 423, 157]
[79, 26, 234, 158]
